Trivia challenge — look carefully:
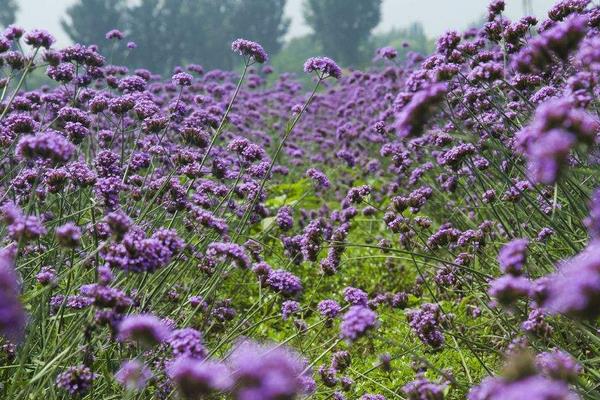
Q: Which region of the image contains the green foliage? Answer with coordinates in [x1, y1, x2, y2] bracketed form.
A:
[0, 0, 18, 28]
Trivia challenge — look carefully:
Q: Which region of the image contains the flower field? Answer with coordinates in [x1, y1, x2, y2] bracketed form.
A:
[2, 0, 600, 399]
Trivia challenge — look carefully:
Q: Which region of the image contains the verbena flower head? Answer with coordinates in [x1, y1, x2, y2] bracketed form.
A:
[56, 222, 82, 248]
[376, 46, 398, 60]
[16, 131, 75, 164]
[228, 339, 312, 400]
[318, 299, 341, 319]
[498, 239, 529, 276]
[24, 29, 55, 49]
[467, 375, 577, 400]
[168, 357, 232, 399]
[536, 349, 582, 382]
[56, 365, 97, 396]
[118, 314, 171, 347]
[304, 57, 342, 79]
[488, 275, 531, 307]
[542, 242, 600, 319]
[105, 29, 124, 40]
[340, 305, 377, 342]
[168, 328, 207, 359]
[115, 359, 152, 391]
[402, 373, 446, 400]
[406, 303, 445, 348]
[172, 71, 193, 86]
[393, 83, 447, 138]
[0, 245, 26, 343]
[266, 269, 303, 297]
[231, 39, 268, 63]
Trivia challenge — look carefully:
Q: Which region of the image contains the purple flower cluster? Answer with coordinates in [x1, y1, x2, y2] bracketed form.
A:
[340, 305, 377, 342]
[231, 38, 268, 63]
[0, 246, 25, 343]
[406, 303, 445, 348]
[304, 56, 342, 79]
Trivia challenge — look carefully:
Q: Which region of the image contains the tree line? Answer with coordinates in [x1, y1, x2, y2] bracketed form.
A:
[1, 0, 434, 74]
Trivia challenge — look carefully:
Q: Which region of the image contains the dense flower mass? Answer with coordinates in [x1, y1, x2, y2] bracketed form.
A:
[3, 1, 600, 398]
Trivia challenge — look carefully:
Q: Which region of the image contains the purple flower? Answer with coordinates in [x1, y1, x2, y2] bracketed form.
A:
[24, 29, 55, 48]
[168, 357, 232, 399]
[168, 328, 207, 359]
[281, 300, 300, 320]
[376, 46, 398, 60]
[276, 206, 294, 231]
[36, 266, 57, 287]
[105, 29, 124, 40]
[361, 395, 386, 400]
[228, 339, 312, 400]
[527, 129, 576, 184]
[393, 83, 447, 138]
[498, 239, 529, 276]
[172, 72, 193, 86]
[306, 168, 330, 189]
[536, 349, 582, 382]
[231, 39, 268, 63]
[340, 305, 377, 342]
[304, 57, 342, 79]
[548, 0, 590, 21]
[56, 365, 97, 396]
[266, 269, 303, 297]
[488, 275, 531, 306]
[16, 131, 75, 164]
[56, 222, 82, 248]
[1, 202, 46, 242]
[0, 246, 25, 342]
[468, 375, 577, 400]
[402, 373, 446, 400]
[102, 227, 183, 273]
[343, 286, 368, 306]
[318, 299, 342, 319]
[115, 360, 152, 391]
[406, 303, 445, 348]
[542, 242, 600, 318]
[118, 314, 171, 347]
[206, 242, 250, 269]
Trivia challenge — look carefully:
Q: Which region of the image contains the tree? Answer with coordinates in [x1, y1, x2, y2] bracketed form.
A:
[61, 0, 290, 74]
[61, 0, 127, 49]
[0, 0, 18, 28]
[228, 0, 290, 57]
[125, 0, 236, 73]
[303, 0, 382, 66]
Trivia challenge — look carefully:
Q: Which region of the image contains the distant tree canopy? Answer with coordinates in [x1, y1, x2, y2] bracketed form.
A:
[61, 0, 126, 48]
[0, 0, 18, 28]
[61, 0, 290, 74]
[303, 0, 382, 66]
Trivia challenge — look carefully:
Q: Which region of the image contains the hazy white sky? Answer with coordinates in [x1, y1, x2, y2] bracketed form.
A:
[15, 0, 557, 47]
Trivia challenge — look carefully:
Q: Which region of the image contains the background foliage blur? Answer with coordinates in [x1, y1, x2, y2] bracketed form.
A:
[0, 0, 435, 75]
